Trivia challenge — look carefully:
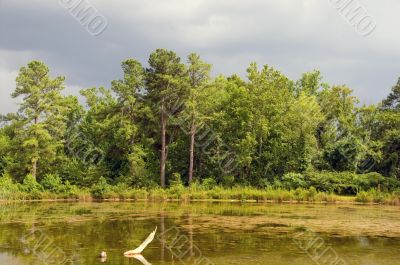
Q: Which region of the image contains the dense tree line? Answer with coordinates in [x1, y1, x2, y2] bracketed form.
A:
[0, 49, 399, 191]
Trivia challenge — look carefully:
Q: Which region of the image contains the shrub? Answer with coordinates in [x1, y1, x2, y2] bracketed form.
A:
[21, 174, 43, 199]
[356, 191, 373, 203]
[221, 175, 235, 188]
[257, 178, 271, 189]
[188, 180, 201, 191]
[167, 185, 185, 199]
[303, 171, 390, 195]
[22, 174, 42, 193]
[90, 177, 110, 199]
[305, 171, 343, 193]
[0, 173, 23, 200]
[40, 174, 63, 193]
[294, 188, 304, 201]
[273, 180, 283, 189]
[61, 181, 85, 199]
[202, 178, 217, 190]
[281, 173, 307, 190]
[169, 172, 183, 187]
[167, 173, 185, 199]
[111, 183, 131, 199]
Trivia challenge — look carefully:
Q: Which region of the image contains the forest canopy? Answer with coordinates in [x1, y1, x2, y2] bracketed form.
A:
[0, 49, 399, 194]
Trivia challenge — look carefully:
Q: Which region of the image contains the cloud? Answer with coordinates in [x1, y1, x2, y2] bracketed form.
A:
[0, 67, 19, 114]
[0, 0, 399, 113]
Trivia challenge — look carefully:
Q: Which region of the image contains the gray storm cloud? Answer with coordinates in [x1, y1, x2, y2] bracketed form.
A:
[0, 0, 399, 114]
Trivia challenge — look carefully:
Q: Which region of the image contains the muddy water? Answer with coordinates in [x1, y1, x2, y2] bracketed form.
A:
[0, 202, 399, 264]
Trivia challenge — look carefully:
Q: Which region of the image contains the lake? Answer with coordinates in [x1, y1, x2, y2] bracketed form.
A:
[0, 202, 399, 264]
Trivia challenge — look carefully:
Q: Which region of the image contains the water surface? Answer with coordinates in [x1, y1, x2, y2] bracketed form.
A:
[0, 202, 399, 264]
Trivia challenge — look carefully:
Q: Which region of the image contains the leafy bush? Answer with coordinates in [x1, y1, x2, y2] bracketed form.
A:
[90, 177, 110, 199]
[166, 173, 185, 199]
[221, 175, 235, 188]
[40, 174, 64, 193]
[111, 183, 131, 199]
[62, 181, 87, 199]
[305, 171, 347, 193]
[202, 178, 217, 190]
[281, 173, 307, 190]
[257, 178, 271, 189]
[0, 173, 23, 200]
[22, 174, 42, 193]
[169, 172, 184, 188]
[302, 171, 391, 195]
[21, 174, 43, 199]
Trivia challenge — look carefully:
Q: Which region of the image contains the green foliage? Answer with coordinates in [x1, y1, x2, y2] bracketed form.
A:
[294, 187, 317, 202]
[281, 173, 307, 190]
[148, 188, 168, 201]
[221, 175, 235, 188]
[0, 174, 23, 200]
[382, 77, 400, 111]
[0, 133, 11, 176]
[6, 61, 68, 180]
[22, 174, 42, 192]
[279, 171, 397, 195]
[90, 177, 110, 199]
[40, 174, 63, 193]
[0, 53, 399, 200]
[202, 178, 217, 190]
[146, 49, 188, 187]
[167, 173, 185, 199]
[21, 174, 43, 199]
[61, 181, 86, 199]
[169, 172, 183, 187]
[356, 189, 387, 204]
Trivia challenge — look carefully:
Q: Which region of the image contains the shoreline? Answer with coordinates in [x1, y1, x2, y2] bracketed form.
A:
[0, 197, 397, 206]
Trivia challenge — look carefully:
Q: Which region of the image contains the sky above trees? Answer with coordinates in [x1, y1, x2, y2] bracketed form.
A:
[1, 0, 400, 114]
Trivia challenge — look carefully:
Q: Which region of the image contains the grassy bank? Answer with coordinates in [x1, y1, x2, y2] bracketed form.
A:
[1, 174, 400, 205]
[88, 186, 400, 205]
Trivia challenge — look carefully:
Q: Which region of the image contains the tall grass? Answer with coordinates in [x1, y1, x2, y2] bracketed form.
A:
[356, 189, 400, 205]
[1, 173, 400, 204]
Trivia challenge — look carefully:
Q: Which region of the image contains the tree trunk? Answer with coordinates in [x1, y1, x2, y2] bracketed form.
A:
[31, 158, 37, 180]
[160, 99, 167, 188]
[188, 121, 196, 185]
[31, 116, 38, 180]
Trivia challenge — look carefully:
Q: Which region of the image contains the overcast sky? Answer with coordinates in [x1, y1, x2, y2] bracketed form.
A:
[1, 0, 399, 114]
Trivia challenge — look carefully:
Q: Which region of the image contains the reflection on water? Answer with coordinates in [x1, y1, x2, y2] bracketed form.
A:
[0, 202, 399, 264]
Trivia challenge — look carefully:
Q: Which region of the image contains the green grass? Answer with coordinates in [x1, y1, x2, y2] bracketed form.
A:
[1, 174, 400, 205]
[97, 186, 400, 205]
[355, 189, 400, 205]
